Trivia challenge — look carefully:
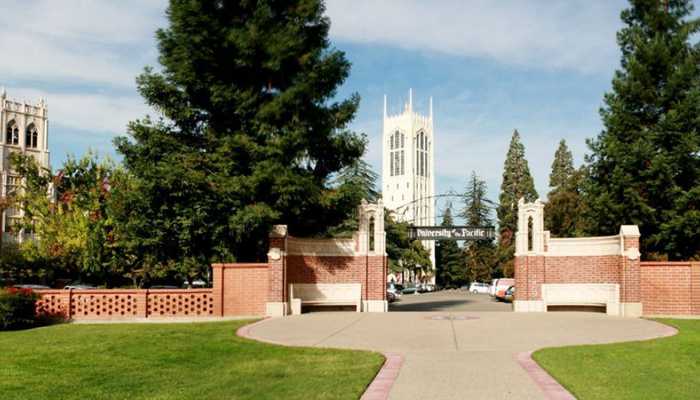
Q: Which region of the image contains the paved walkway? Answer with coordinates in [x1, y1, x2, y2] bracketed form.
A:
[247, 300, 673, 399]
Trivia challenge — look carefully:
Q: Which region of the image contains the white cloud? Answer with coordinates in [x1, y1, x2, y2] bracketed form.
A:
[0, 0, 166, 88]
[7, 87, 150, 136]
[326, 0, 624, 74]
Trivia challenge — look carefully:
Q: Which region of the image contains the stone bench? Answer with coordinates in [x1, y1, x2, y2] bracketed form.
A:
[542, 283, 620, 315]
[289, 283, 362, 315]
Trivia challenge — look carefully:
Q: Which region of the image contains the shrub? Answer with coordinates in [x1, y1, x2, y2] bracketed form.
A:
[0, 288, 39, 330]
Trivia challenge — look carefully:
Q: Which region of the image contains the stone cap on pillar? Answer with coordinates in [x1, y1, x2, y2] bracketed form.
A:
[270, 225, 288, 238]
[619, 225, 640, 237]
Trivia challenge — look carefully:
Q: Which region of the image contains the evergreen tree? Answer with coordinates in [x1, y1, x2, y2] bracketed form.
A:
[327, 156, 379, 236]
[586, 0, 700, 259]
[496, 130, 538, 276]
[549, 140, 575, 189]
[462, 171, 494, 226]
[115, 0, 366, 269]
[544, 140, 589, 237]
[436, 207, 465, 288]
[462, 172, 496, 282]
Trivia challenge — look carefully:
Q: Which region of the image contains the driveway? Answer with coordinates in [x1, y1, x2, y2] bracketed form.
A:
[246, 307, 673, 399]
[390, 291, 512, 312]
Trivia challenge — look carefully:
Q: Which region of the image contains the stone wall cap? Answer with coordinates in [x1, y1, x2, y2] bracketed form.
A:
[269, 225, 288, 238]
[619, 225, 640, 237]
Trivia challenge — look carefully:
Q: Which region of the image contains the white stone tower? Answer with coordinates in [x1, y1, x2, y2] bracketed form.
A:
[0, 88, 50, 242]
[382, 89, 436, 281]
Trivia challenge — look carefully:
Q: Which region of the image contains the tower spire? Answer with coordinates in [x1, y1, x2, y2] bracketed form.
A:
[383, 94, 387, 119]
[429, 96, 433, 120]
[408, 88, 413, 113]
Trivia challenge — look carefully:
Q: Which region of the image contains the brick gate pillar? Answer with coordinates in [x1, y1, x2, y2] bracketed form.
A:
[619, 225, 642, 317]
[266, 225, 288, 317]
[513, 198, 547, 312]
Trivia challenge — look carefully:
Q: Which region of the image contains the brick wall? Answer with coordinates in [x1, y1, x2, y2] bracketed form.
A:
[515, 256, 621, 301]
[286, 255, 386, 301]
[545, 256, 622, 285]
[212, 263, 268, 316]
[640, 262, 700, 316]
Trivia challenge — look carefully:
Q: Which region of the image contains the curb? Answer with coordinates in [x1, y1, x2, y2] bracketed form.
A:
[236, 318, 403, 400]
[360, 352, 403, 400]
[516, 351, 576, 400]
[517, 321, 680, 400]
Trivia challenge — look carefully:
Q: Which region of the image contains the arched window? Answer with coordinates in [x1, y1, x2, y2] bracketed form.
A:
[6, 120, 19, 145]
[389, 130, 404, 177]
[369, 217, 375, 252]
[527, 216, 534, 252]
[25, 123, 38, 148]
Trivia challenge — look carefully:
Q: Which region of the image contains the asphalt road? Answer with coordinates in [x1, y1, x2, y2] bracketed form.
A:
[389, 290, 513, 312]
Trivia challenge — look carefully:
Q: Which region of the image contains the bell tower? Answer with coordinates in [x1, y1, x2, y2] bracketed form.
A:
[382, 89, 436, 281]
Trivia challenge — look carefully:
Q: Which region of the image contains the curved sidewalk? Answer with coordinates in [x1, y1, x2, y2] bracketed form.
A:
[245, 311, 673, 400]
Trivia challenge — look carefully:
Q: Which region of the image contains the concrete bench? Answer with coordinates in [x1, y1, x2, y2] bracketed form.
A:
[542, 283, 620, 315]
[289, 283, 362, 315]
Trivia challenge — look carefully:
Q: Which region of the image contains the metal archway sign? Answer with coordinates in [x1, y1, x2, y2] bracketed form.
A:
[409, 226, 496, 241]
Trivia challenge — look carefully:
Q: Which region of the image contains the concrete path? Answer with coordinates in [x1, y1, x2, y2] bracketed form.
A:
[247, 297, 673, 399]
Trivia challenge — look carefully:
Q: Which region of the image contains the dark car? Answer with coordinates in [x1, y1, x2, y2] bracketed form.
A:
[504, 286, 515, 303]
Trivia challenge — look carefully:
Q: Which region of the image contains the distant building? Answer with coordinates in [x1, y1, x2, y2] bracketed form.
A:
[382, 89, 435, 282]
[0, 89, 50, 242]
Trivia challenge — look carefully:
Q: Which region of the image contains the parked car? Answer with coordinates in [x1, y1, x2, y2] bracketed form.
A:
[468, 282, 491, 294]
[504, 286, 515, 302]
[494, 287, 508, 301]
[13, 284, 50, 290]
[64, 282, 97, 290]
[150, 285, 179, 289]
[387, 283, 402, 299]
[402, 283, 418, 295]
[490, 278, 515, 298]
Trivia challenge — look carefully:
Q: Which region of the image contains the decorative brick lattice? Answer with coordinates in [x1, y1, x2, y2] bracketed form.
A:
[35, 291, 68, 317]
[147, 291, 214, 317]
[72, 293, 139, 318]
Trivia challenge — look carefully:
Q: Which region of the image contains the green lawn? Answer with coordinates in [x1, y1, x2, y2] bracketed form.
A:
[533, 319, 700, 400]
[0, 320, 384, 400]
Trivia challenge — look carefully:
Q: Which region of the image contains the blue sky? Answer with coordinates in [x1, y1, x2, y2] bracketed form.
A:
[2, 0, 695, 219]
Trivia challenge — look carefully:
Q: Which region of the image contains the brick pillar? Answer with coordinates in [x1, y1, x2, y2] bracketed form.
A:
[266, 225, 288, 317]
[691, 262, 700, 316]
[136, 290, 148, 318]
[619, 225, 642, 317]
[212, 264, 225, 316]
[514, 255, 545, 312]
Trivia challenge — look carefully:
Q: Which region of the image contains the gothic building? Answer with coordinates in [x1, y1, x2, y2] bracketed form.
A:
[382, 89, 436, 281]
[0, 89, 50, 242]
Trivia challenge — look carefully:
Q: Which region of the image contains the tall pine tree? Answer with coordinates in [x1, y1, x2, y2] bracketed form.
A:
[544, 140, 589, 237]
[115, 0, 366, 269]
[436, 206, 465, 288]
[462, 172, 496, 282]
[549, 140, 575, 189]
[586, 0, 700, 259]
[497, 130, 538, 276]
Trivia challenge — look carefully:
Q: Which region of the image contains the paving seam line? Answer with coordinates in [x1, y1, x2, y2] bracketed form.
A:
[312, 313, 367, 346]
[236, 317, 404, 400]
[447, 313, 459, 351]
